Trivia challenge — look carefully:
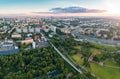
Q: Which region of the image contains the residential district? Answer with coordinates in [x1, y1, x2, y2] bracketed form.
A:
[0, 17, 120, 79]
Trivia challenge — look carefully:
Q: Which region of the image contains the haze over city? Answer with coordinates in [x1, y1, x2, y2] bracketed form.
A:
[0, 0, 120, 16]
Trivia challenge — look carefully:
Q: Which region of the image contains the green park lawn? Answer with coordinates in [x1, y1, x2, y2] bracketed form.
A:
[70, 53, 120, 79]
[89, 62, 120, 79]
[68, 43, 119, 79]
[89, 42, 117, 51]
[73, 46, 81, 50]
[71, 54, 84, 66]
[104, 59, 118, 67]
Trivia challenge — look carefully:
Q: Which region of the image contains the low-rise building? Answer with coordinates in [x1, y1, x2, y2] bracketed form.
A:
[11, 33, 21, 38]
[22, 28, 28, 33]
[35, 28, 41, 33]
[0, 39, 19, 55]
[16, 28, 22, 33]
[29, 28, 34, 33]
[21, 38, 33, 44]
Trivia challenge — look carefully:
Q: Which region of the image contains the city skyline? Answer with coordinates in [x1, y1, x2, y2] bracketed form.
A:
[0, 0, 120, 16]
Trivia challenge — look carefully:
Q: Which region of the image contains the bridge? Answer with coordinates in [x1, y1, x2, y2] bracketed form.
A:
[50, 43, 82, 74]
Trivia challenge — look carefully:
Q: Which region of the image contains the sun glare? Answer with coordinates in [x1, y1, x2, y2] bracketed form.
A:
[105, 0, 120, 14]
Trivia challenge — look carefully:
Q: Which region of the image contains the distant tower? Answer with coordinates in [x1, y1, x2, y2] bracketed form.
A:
[41, 24, 46, 30]
[32, 41, 36, 49]
[53, 26, 56, 33]
[51, 26, 56, 33]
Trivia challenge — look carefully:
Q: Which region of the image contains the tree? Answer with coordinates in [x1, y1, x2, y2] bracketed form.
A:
[114, 53, 120, 67]
[88, 49, 101, 62]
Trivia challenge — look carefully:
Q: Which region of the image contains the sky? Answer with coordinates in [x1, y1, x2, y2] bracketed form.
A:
[0, 0, 120, 16]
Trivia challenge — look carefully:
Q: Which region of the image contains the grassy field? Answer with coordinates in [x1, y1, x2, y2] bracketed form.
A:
[73, 46, 81, 50]
[68, 42, 119, 79]
[104, 60, 118, 67]
[89, 42, 117, 51]
[71, 54, 84, 66]
[70, 53, 120, 79]
[89, 62, 120, 79]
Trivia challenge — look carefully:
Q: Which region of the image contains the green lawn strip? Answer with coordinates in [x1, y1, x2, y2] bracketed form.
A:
[73, 46, 81, 50]
[89, 62, 120, 79]
[89, 42, 117, 51]
[70, 54, 84, 66]
[67, 55, 78, 65]
[104, 59, 118, 67]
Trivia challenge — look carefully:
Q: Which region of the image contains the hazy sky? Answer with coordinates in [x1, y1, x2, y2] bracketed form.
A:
[0, 0, 119, 16]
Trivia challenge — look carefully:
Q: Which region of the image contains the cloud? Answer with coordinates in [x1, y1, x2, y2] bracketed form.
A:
[51, 7, 107, 13]
[33, 6, 107, 14]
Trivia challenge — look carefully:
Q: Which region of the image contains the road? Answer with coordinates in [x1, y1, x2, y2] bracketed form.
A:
[8, 25, 21, 34]
[8, 26, 16, 33]
[71, 30, 120, 46]
[50, 42, 82, 74]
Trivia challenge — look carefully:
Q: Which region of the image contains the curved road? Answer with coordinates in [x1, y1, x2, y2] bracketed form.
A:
[50, 43, 82, 74]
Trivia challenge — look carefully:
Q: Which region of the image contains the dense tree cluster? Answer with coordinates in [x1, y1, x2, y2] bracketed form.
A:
[0, 46, 87, 79]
